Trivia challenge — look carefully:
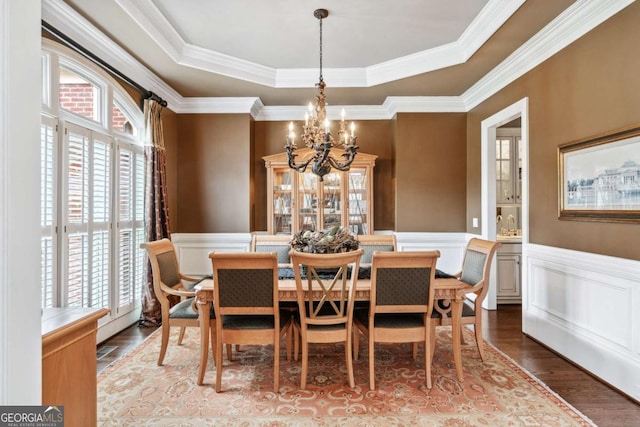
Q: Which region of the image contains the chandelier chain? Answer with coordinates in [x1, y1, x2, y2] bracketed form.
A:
[319, 15, 323, 83]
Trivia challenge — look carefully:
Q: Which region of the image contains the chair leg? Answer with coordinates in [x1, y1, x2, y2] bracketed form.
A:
[226, 344, 233, 361]
[274, 330, 280, 393]
[177, 326, 187, 345]
[157, 323, 170, 366]
[210, 320, 217, 367]
[353, 328, 360, 360]
[430, 324, 437, 362]
[300, 339, 308, 390]
[412, 342, 419, 359]
[425, 326, 433, 389]
[345, 332, 355, 389]
[474, 318, 486, 362]
[293, 323, 300, 362]
[215, 326, 224, 393]
[285, 323, 292, 361]
[368, 333, 375, 391]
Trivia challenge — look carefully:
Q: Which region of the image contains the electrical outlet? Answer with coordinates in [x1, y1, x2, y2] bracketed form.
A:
[472, 217, 479, 228]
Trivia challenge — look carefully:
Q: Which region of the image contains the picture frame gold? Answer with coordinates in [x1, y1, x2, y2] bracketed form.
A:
[558, 124, 640, 223]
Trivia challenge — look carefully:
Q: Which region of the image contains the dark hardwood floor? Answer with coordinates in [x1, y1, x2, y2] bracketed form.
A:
[97, 304, 639, 426]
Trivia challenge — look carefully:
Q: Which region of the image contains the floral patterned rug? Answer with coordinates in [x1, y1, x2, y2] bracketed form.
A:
[98, 327, 595, 426]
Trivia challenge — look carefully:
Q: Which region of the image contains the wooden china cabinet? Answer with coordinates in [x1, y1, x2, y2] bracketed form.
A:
[263, 148, 377, 235]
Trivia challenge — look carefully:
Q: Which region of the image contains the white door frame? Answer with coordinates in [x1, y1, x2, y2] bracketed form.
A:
[480, 98, 529, 310]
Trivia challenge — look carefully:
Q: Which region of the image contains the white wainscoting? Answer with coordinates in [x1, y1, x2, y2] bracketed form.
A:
[395, 232, 469, 275]
[523, 243, 640, 403]
[172, 233, 253, 276]
[172, 232, 470, 277]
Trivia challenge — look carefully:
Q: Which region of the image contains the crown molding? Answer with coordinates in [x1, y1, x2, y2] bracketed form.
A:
[462, 0, 636, 110]
[42, 0, 183, 108]
[177, 97, 263, 115]
[115, 0, 523, 89]
[42, 0, 635, 119]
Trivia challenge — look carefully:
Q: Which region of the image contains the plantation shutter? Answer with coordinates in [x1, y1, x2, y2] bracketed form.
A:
[63, 123, 112, 308]
[92, 133, 112, 309]
[116, 142, 145, 313]
[41, 116, 58, 308]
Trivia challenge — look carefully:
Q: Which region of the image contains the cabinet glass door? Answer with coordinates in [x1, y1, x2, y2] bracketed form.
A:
[347, 167, 368, 235]
[272, 168, 293, 234]
[297, 172, 319, 232]
[496, 137, 513, 204]
[321, 172, 342, 230]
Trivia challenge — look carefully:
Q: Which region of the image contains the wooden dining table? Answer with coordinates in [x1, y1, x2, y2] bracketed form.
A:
[194, 273, 469, 386]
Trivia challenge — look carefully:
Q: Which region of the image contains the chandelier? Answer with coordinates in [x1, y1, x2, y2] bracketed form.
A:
[285, 8, 359, 182]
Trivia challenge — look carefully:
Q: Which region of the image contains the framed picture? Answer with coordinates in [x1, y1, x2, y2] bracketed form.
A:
[558, 124, 640, 222]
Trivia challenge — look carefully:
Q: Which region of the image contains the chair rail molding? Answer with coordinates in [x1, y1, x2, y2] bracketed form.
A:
[523, 243, 640, 403]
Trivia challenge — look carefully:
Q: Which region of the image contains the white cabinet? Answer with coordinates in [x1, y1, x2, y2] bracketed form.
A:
[496, 128, 522, 205]
[497, 242, 521, 303]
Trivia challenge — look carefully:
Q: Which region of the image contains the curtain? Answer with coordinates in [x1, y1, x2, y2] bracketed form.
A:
[139, 98, 171, 326]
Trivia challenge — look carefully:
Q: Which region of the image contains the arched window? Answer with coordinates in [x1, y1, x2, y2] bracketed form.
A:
[41, 38, 146, 336]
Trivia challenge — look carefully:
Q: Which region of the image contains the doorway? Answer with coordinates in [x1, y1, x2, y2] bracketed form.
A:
[480, 98, 529, 310]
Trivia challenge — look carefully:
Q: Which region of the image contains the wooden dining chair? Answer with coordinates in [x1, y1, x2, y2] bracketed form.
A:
[290, 249, 364, 389]
[209, 251, 293, 393]
[431, 238, 502, 362]
[141, 238, 216, 366]
[250, 234, 293, 267]
[353, 250, 440, 390]
[355, 234, 397, 264]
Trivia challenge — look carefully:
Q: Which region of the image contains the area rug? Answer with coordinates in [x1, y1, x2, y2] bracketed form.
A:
[98, 327, 595, 426]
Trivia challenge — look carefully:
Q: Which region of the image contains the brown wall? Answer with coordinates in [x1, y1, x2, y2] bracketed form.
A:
[175, 114, 252, 232]
[395, 113, 467, 232]
[466, 1, 640, 260]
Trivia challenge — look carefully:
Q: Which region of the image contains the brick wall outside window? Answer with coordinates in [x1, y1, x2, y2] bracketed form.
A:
[60, 83, 129, 132]
[60, 83, 95, 120]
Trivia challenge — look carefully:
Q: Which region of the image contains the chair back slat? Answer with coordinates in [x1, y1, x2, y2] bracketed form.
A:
[290, 249, 364, 326]
[156, 251, 181, 288]
[375, 267, 432, 307]
[460, 250, 487, 286]
[217, 269, 274, 308]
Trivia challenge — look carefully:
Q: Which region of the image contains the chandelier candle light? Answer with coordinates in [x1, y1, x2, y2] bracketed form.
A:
[285, 8, 359, 182]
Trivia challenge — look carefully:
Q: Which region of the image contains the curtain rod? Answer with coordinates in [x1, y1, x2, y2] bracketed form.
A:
[42, 20, 168, 108]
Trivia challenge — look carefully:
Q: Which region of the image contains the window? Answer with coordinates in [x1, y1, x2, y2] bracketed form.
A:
[41, 115, 58, 308]
[113, 101, 137, 136]
[59, 65, 102, 123]
[41, 39, 146, 334]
